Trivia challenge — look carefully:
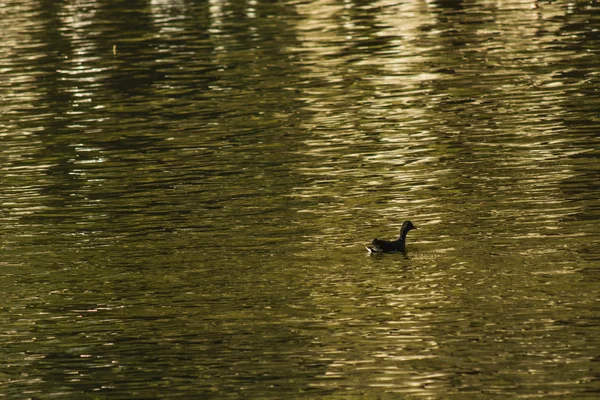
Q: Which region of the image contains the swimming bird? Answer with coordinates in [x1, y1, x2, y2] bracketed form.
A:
[366, 221, 417, 254]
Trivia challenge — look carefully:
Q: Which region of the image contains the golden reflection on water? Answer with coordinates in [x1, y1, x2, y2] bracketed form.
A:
[0, 0, 598, 398]
[286, 0, 596, 256]
[301, 256, 453, 395]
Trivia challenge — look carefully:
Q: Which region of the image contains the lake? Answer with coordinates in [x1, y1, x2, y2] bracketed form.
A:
[1, 0, 599, 398]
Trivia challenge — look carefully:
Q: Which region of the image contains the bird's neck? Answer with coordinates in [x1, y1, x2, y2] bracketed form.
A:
[397, 228, 409, 241]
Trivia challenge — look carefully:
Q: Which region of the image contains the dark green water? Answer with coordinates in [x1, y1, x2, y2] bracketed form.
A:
[1, 0, 599, 398]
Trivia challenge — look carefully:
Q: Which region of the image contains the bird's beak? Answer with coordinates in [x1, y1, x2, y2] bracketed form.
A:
[413, 226, 418, 230]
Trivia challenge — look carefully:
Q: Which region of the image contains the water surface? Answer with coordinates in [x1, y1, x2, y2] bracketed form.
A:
[1, 0, 599, 398]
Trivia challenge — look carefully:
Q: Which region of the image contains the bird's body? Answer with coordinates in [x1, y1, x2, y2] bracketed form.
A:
[366, 221, 417, 254]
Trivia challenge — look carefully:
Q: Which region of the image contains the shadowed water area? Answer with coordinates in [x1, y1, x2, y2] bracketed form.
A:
[1, 0, 599, 398]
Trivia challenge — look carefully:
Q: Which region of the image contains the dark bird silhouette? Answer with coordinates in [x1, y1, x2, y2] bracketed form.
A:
[366, 221, 417, 254]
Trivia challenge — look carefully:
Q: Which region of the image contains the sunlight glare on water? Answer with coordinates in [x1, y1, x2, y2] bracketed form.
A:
[0, 0, 599, 398]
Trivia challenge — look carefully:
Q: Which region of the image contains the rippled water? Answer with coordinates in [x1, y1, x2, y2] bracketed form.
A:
[1, 0, 599, 398]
